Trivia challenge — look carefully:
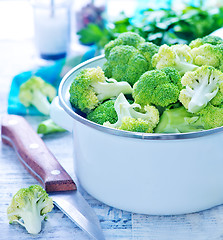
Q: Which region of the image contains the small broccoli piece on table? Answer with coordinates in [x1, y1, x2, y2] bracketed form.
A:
[155, 106, 205, 133]
[133, 67, 182, 108]
[103, 32, 159, 86]
[37, 119, 66, 135]
[19, 76, 56, 115]
[104, 93, 159, 133]
[189, 36, 223, 48]
[152, 44, 198, 75]
[7, 185, 53, 235]
[179, 66, 223, 113]
[87, 100, 118, 125]
[69, 66, 133, 113]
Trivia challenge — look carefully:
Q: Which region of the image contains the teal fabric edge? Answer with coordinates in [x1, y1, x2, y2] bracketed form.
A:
[7, 45, 97, 116]
[7, 59, 65, 115]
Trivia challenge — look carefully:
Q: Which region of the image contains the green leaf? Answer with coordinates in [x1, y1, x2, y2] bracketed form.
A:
[77, 24, 105, 45]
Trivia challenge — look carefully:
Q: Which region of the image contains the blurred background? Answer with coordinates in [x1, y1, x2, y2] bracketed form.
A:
[1, 0, 223, 113]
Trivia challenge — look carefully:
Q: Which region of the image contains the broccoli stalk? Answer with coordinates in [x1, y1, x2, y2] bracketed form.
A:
[37, 119, 66, 135]
[92, 78, 133, 101]
[179, 66, 223, 113]
[19, 76, 56, 115]
[155, 104, 223, 133]
[69, 66, 133, 113]
[104, 93, 159, 133]
[154, 106, 204, 133]
[7, 185, 54, 234]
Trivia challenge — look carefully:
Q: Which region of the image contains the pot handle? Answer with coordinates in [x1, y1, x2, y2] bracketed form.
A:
[50, 96, 73, 132]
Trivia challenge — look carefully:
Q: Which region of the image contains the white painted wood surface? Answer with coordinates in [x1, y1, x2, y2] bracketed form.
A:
[1, 3, 223, 240]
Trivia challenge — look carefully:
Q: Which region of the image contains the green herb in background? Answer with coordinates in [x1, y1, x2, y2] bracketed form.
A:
[77, 4, 223, 48]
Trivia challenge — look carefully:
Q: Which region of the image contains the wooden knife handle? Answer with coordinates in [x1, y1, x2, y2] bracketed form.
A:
[1, 114, 77, 192]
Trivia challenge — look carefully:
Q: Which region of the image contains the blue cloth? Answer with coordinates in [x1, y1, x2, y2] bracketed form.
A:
[7, 46, 97, 115]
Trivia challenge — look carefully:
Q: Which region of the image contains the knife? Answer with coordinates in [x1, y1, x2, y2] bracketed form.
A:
[1, 114, 105, 240]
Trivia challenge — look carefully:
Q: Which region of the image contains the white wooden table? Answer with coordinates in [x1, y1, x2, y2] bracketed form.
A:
[2, 1, 223, 240]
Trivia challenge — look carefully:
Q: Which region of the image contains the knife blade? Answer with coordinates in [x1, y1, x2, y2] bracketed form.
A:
[1, 114, 105, 240]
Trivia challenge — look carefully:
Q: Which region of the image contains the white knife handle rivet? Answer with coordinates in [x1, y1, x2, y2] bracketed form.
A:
[51, 170, 61, 175]
[29, 143, 39, 149]
[7, 120, 18, 125]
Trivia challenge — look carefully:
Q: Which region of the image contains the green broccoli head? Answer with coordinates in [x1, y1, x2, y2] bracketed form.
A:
[152, 44, 198, 75]
[191, 43, 222, 68]
[104, 93, 159, 133]
[69, 66, 133, 113]
[197, 103, 223, 129]
[118, 116, 154, 133]
[19, 76, 56, 115]
[154, 106, 205, 133]
[210, 91, 223, 106]
[104, 32, 145, 58]
[137, 42, 159, 68]
[7, 185, 53, 235]
[103, 32, 159, 86]
[87, 100, 118, 125]
[179, 66, 223, 113]
[189, 36, 223, 49]
[133, 67, 182, 108]
[104, 45, 150, 86]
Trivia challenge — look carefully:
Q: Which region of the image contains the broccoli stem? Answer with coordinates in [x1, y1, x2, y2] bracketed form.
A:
[175, 61, 198, 75]
[17, 202, 43, 234]
[188, 74, 219, 113]
[32, 91, 51, 115]
[92, 79, 132, 101]
[37, 119, 66, 134]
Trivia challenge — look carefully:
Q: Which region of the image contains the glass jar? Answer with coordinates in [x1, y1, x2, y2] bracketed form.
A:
[32, 0, 72, 60]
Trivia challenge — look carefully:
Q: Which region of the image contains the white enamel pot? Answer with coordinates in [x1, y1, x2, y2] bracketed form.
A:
[50, 55, 223, 215]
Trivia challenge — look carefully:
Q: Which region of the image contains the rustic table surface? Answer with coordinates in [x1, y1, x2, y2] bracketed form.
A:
[2, 1, 223, 240]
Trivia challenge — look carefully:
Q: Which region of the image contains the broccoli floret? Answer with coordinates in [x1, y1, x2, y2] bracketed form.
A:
[191, 44, 222, 68]
[69, 66, 133, 113]
[7, 185, 53, 234]
[103, 32, 159, 86]
[189, 36, 223, 49]
[152, 44, 198, 75]
[19, 76, 56, 115]
[189, 36, 223, 70]
[137, 42, 159, 68]
[104, 32, 145, 58]
[210, 91, 223, 106]
[133, 67, 182, 108]
[155, 106, 205, 133]
[179, 66, 223, 113]
[105, 45, 150, 86]
[198, 103, 223, 129]
[104, 93, 159, 133]
[37, 119, 66, 135]
[87, 100, 118, 125]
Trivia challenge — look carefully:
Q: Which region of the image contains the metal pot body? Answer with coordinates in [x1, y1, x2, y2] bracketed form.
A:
[72, 119, 223, 215]
[50, 55, 223, 215]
